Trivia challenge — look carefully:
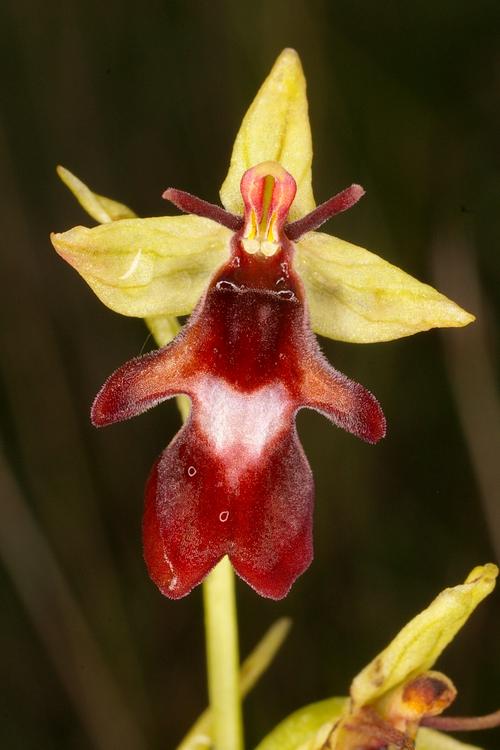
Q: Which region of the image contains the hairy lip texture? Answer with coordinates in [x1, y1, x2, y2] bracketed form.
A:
[194, 377, 292, 463]
[92, 239, 385, 599]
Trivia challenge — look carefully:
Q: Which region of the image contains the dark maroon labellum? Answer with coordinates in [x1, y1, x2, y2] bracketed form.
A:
[91, 163, 385, 599]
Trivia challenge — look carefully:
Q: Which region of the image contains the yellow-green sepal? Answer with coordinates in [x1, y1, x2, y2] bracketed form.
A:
[295, 231, 474, 343]
[51, 215, 232, 317]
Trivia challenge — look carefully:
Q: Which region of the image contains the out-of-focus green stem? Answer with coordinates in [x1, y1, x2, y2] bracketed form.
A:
[203, 556, 243, 750]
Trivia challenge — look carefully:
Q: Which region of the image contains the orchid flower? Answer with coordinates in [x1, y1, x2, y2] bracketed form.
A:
[51, 49, 473, 600]
[256, 563, 500, 750]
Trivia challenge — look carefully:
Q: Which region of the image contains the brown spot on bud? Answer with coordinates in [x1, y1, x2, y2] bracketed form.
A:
[402, 671, 456, 717]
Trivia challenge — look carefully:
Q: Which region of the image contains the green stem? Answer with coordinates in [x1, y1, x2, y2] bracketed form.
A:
[203, 557, 243, 750]
[176, 618, 291, 750]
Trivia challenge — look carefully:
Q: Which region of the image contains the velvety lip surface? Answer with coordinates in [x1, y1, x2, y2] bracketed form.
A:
[92, 235, 385, 599]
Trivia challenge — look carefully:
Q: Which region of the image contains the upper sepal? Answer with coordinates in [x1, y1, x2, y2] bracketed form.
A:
[220, 48, 315, 222]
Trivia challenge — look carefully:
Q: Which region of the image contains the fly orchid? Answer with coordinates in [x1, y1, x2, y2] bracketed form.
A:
[51, 49, 473, 600]
[91, 161, 385, 600]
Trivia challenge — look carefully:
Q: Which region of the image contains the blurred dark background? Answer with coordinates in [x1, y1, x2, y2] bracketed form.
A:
[1, 1, 499, 748]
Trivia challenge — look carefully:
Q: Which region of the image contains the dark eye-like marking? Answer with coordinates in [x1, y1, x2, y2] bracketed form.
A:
[277, 289, 296, 301]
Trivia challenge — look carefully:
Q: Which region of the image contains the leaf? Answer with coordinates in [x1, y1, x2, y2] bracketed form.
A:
[350, 564, 498, 707]
[57, 166, 137, 222]
[295, 231, 474, 342]
[51, 215, 232, 317]
[220, 48, 315, 222]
